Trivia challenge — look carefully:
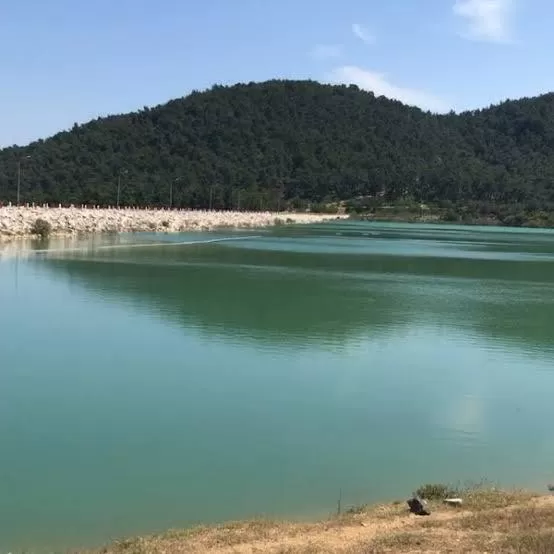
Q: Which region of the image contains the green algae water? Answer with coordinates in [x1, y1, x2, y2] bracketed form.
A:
[2, 222, 554, 552]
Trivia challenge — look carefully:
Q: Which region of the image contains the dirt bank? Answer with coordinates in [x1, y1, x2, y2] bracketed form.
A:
[87, 488, 553, 553]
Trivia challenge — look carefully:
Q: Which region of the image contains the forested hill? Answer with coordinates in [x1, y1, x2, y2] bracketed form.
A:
[1, 79, 554, 212]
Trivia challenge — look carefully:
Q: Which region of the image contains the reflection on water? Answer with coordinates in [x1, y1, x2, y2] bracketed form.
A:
[39, 223, 554, 352]
[1, 222, 554, 552]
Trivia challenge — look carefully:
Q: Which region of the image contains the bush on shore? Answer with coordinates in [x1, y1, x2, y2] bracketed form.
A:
[415, 483, 458, 500]
[30, 218, 52, 238]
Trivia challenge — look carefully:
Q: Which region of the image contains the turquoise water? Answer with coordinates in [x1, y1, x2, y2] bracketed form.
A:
[2, 222, 554, 552]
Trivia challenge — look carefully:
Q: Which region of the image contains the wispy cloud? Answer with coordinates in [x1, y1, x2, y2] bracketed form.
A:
[453, 0, 514, 43]
[352, 23, 375, 45]
[328, 65, 449, 113]
[310, 44, 342, 60]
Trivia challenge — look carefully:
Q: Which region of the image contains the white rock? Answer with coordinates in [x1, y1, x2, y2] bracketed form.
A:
[444, 498, 463, 507]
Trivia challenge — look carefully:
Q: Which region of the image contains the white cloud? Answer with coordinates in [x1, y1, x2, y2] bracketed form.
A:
[328, 65, 449, 113]
[352, 23, 375, 45]
[453, 0, 514, 42]
[310, 44, 342, 60]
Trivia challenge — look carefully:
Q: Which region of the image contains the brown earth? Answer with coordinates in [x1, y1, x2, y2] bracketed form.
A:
[88, 489, 554, 554]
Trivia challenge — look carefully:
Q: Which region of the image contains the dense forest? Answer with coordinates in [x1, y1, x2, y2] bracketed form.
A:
[1, 80, 554, 221]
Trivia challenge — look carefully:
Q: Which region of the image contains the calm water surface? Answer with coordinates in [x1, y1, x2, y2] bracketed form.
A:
[2, 222, 554, 551]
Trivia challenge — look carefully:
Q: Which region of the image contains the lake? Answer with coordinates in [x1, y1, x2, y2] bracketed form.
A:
[2, 221, 554, 552]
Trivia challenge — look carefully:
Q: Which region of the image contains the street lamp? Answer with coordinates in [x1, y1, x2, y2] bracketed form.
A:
[17, 155, 31, 205]
[170, 177, 182, 210]
[117, 169, 128, 208]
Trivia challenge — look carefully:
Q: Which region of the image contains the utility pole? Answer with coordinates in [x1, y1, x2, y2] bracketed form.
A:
[278, 183, 284, 212]
[17, 155, 31, 205]
[117, 169, 128, 208]
[170, 177, 182, 209]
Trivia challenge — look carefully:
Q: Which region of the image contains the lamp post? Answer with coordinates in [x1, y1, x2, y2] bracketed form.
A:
[17, 155, 32, 205]
[117, 169, 128, 208]
[170, 177, 182, 209]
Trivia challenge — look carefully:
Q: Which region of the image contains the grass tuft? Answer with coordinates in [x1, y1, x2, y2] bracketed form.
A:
[415, 482, 458, 500]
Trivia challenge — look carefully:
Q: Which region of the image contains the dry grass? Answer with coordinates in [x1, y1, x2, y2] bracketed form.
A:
[498, 530, 554, 553]
[90, 488, 554, 554]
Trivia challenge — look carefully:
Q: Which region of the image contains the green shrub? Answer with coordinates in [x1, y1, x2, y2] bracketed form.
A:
[443, 209, 460, 222]
[30, 218, 52, 238]
[310, 202, 339, 214]
[502, 213, 526, 227]
[345, 504, 369, 515]
[415, 483, 457, 500]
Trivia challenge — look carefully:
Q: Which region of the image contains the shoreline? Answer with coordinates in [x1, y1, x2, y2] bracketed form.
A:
[351, 206, 554, 228]
[0, 206, 346, 240]
[74, 487, 553, 553]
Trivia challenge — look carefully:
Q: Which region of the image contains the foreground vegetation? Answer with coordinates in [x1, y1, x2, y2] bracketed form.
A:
[88, 486, 554, 553]
[2, 81, 554, 221]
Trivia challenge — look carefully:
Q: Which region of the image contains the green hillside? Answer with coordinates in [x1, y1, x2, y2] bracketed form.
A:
[1, 80, 554, 219]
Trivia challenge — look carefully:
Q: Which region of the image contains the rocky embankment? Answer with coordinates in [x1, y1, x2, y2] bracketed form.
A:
[0, 206, 345, 239]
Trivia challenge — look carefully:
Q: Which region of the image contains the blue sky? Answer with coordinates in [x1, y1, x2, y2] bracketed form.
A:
[1, 0, 553, 147]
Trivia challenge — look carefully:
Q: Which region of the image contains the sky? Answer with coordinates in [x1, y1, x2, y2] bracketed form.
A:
[1, 0, 554, 147]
